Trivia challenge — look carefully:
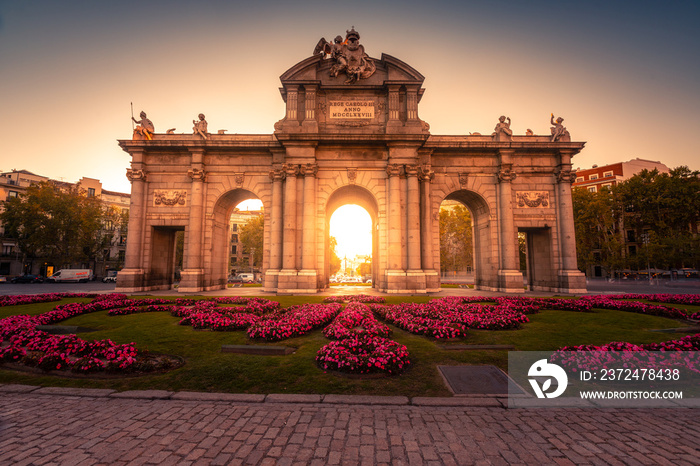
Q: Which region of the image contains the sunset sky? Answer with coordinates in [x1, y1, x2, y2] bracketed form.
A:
[1, 0, 698, 195]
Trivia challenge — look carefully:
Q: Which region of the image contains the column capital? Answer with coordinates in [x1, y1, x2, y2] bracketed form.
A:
[419, 164, 434, 182]
[405, 164, 420, 177]
[126, 168, 147, 182]
[300, 163, 318, 177]
[269, 169, 286, 182]
[187, 168, 207, 182]
[283, 163, 300, 177]
[555, 168, 577, 184]
[386, 164, 402, 178]
[497, 167, 517, 183]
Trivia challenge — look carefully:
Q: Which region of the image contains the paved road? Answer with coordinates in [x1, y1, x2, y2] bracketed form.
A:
[1, 387, 698, 466]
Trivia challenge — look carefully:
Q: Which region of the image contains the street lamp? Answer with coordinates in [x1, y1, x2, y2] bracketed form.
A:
[640, 233, 652, 285]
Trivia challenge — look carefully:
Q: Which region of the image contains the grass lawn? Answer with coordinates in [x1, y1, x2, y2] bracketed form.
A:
[0, 296, 697, 397]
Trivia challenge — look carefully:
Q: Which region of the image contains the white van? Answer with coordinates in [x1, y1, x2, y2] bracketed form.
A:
[47, 269, 94, 283]
[237, 273, 255, 283]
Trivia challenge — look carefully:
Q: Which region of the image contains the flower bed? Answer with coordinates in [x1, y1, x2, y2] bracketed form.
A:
[0, 292, 95, 307]
[316, 334, 410, 375]
[323, 302, 392, 340]
[579, 296, 690, 319]
[247, 303, 342, 341]
[322, 295, 386, 304]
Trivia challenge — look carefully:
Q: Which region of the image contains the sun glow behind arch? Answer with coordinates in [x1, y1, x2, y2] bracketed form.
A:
[329, 205, 372, 260]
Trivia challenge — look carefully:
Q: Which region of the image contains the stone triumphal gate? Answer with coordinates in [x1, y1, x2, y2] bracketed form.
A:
[117, 29, 586, 294]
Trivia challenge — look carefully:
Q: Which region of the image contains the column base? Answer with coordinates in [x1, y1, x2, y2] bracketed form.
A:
[498, 270, 525, 293]
[263, 269, 280, 292]
[115, 268, 145, 292]
[178, 269, 204, 293]
[558, 270, 587, 293]
[424, 270, 440, 293]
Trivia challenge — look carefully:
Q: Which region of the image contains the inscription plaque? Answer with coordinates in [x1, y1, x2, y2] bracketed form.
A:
[329, 100, 375, 119]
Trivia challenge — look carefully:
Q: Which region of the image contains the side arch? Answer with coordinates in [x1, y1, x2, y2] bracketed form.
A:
[204, 188, 265, 290]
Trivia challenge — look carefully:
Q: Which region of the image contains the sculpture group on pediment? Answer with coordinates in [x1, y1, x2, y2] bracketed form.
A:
[492, 115, 513, 141]
[314, 27, 376, 84]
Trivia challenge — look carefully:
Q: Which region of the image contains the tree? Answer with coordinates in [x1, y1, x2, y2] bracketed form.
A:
[439, 204, 473, 273]
[615, 167, 700, 270]
[329, 236, 341, 276]
[239, 214, 264, 268]
[1, 181, 106, 270]
[572, 186, 624, 276]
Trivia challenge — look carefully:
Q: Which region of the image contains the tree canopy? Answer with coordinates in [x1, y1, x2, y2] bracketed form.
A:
[1, 181, 107, 268]
[238, 214, 264, 268]
[439, 203, 473, 272]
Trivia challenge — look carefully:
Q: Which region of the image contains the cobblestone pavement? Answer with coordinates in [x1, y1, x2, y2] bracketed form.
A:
[1, 387, 698, 465]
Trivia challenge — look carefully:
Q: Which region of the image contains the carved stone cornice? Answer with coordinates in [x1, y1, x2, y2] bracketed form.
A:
[283, 163, 300, 177]
[300, 163, 319, 177]
[187, 168, 206, 182]
[556, 168, 577, 184]
[516, 191, 550, 208]
[269, 169, 286, 182]
[386, 164, 402, 178]
[497, 167, 517, 183]
[126, 168, 147, 182]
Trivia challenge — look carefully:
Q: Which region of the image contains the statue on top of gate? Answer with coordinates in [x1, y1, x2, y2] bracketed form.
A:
[314, 27, 376, 84]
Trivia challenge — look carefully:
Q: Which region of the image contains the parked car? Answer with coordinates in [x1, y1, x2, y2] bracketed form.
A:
[46, 269, 93, 283]
[0, 276, 7, 284]
[102, 271, 118, 283]
[11, 274, 44, 284]
[228, 275, 243, 285]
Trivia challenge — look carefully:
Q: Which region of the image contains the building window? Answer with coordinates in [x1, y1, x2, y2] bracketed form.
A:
[587, 186, 597, 193]
[603, 171, 613, 178]
[7, 190, 19, 200]
[628, 245, 637, 256]
[231, 224, 238, 232]
[231, 245, 237, 254]
[231, 234, 238, 243]
[626, 230, 636, 242]
[601, 183, 613, 189]
[87, 188, 96, 197]
[575, 177, 584, 183]
[589, 174, 598, 180]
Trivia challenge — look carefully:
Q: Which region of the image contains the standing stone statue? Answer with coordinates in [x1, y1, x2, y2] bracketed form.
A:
[492, 116, 513, 141]
[193, 113, 208, 139]
[132, 111, 154, 140]
[550, 113, 570, 142]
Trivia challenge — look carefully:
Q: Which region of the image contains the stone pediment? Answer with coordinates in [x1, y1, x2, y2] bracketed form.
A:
[277, 50, 427, 135]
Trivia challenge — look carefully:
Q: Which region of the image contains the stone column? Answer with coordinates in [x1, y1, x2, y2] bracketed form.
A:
[497, 150, 523, 292]
[556, 150, 587, 292]
[279, 163, 299, 290]
[405, 165, 421, 270]
[118, 161, 147, 292]
[179, 163, 206, 292]
[420, 164, 439, 290]
[405, 164, 426, 292]
[264, 168, 285, 291]
[385, 163, 406, 291]
[299, 163, 318, 291]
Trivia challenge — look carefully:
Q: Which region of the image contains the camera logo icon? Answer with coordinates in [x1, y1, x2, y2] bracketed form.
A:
[528, 359, 568, 398]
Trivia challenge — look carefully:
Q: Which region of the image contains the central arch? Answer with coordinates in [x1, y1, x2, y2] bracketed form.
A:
[325, 185, 379, 288]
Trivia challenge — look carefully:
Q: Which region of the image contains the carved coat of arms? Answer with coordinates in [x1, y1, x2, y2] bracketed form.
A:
[314, 27, 376, 84]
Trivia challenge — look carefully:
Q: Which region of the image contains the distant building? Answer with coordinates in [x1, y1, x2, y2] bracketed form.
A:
[0, 169, 130, 277]
[573, 158, 670, 193]
[228, 209, 263, 277]
[572, 159, 673, 279]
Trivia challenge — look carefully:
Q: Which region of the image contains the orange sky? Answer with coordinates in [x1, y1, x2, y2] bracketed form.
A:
[1, 1, 698, 194]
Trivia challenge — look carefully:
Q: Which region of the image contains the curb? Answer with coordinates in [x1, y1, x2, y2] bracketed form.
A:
[0, 384, 507, 408]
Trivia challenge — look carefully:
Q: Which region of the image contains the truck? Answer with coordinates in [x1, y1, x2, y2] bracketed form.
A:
[46, 269, 94, 283]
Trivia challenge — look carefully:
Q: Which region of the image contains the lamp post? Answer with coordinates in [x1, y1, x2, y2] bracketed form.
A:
[641, 233, 652, 285]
